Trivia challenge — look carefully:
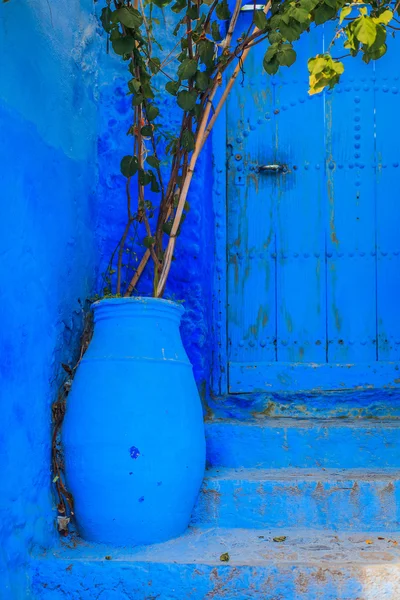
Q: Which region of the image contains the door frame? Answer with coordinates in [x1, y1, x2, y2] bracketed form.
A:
[210, 97, 229, 396]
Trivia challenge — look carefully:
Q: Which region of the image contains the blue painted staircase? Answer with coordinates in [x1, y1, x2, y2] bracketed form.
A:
[32, 414, 400, 599]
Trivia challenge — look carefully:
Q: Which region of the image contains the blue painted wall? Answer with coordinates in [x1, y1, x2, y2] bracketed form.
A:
[0, 3, 215, 595]
[0, 2, 99, 597]
[96, 14, 215, 389]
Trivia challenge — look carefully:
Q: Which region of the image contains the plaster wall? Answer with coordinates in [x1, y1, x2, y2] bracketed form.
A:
[0, 2, 99, 596]
[0, 2, 215, 596]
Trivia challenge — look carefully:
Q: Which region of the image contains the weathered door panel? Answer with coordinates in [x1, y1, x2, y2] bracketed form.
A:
[375, 47, 400, 361]
[325, 30, 377, 364]
[227, 19, 400, 393]
[227, 13, 278, 366]
[274, 30, 326, 365]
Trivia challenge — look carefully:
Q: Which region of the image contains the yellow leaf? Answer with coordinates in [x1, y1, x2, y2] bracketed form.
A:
[339, 6, 352, 24]
[365, 540, 373, 544]
[373, 9, 393, 25]
[220, 552, 230, 562]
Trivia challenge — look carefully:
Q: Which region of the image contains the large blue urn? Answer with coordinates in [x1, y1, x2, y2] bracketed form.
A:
[62, 297, 205, 546]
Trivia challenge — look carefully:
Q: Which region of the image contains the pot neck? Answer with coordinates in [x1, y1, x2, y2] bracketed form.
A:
[92, 297, 184, 325]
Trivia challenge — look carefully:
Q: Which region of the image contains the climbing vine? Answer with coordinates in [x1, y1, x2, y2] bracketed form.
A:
[99, 0, 397, 297]
[4, 0, 395, 295]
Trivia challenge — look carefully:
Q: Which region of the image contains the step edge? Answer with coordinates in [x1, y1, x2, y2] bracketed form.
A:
[203, 467, 400, 481]
[205, 418, 400, 429]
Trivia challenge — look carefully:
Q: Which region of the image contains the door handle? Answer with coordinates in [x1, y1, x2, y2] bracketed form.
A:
[258, 164, 287, 173]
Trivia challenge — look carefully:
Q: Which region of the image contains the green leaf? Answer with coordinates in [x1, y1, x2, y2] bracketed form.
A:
[150, 173, 160, 193]
[100, 7, 114, 32]
[301, 0, 319, 11]
[339, 6, 352, 24]
[128, 78, 141, 94]
[143, 236, 155, 248]
[171, 0, 186, 13]
[280, 11, 290, 25]
[152, 0, 173, 7]
[146, 105, 159, 121]
[363, 42, 387, 62]
[132, 93, 144, 106]
[264, 44, 278, 62]
[343, 21, 360, 53]
[149, 57, 161, 74]
[111, 36, 136, 56]
[177, 58, 198, 80]
[291, 7, 310, 23]
[216, 0, 230, 20]
[177, 90, 197, 111]
[277, 44, 296, 67]
[354, 16, 377, 47]
[115, 6, 143, 29]
[313, 3, 336, 25]
[263, 56, 279, 75]
[211, 21, 222, 41]
[141, 125, 153, 136]
[139, 170, 152, 186]
[187, 4, 199, 19]
[279, 19, 303, 42]
[165, 80, 181, 95]
[254, 10, 268, 29]
[147, 155, 160, 168]
[195, 71, 210, 91]
[182, 129, 195, 151]
[109, 28, 121, 41]
[363, 23, 387, 62]
[163, 221, 173, 235]
[198, 39, 215, 67]
[141, 82, 155, 99]
[120, 155, 138, 177]
[268, 31, 283, 44]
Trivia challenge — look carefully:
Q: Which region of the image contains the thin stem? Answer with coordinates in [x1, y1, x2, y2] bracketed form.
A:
[155, 1, 271, 296]
[203, 0, 219, 32]
[155, 84, 220, 296]
[124, 249, 151, 296]
[201, 1, 271, 150]
[221, 0, 242, 49]
[116, 177, 134, 295]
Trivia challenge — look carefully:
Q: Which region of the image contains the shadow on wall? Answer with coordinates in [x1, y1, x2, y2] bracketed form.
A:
[0, 1, 99, 597]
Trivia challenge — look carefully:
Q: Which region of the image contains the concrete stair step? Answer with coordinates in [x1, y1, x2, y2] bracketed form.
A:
[205, 418, 400, 469]
[31, 527, 400, 599]
[192, 468, 400, 531]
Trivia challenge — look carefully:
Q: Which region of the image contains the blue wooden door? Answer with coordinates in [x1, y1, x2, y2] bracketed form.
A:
[227, 18, 400, 393]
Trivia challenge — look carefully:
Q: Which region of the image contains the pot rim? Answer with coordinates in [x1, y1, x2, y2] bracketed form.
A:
[91, 296, 185, 315]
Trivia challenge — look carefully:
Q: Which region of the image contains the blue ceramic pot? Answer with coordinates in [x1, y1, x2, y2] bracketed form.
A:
[62, 297, 205, 546]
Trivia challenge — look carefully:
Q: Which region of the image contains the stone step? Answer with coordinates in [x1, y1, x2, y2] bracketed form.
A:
[207, 389, 400, 420]
[31, 528, 400, 599]
[192, 468, 400, 532]
[205, 418, 400, 469]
